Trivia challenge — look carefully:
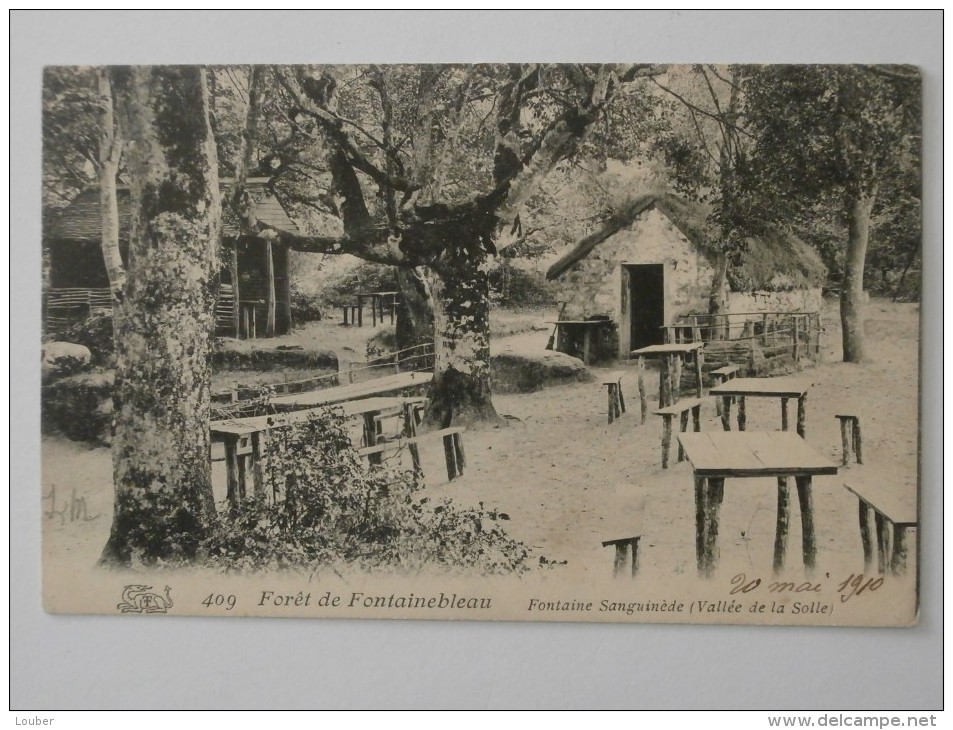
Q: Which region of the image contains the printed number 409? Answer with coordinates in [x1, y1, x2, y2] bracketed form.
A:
[202, 593, 237, 610]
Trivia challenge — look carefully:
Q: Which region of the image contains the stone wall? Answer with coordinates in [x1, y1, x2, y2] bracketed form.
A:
[553, 207, 716, 349]
[727, 288, 824, 318]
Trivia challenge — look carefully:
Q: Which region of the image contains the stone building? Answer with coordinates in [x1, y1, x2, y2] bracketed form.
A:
[546, 193, 827, 359]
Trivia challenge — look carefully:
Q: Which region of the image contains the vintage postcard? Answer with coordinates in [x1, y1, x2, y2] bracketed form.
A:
[40, 62, 921, 626]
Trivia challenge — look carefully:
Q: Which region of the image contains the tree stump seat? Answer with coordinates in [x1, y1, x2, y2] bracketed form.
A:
[601, 535, 641, 578]
[358, 426, 466, 481]
[835, 414, 864, 465]
[601, 373, 626, 424]
[653, 397, 704, 469]
[844, 475, 917, 575]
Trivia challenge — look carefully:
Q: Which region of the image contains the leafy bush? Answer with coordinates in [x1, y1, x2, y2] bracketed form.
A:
[210, 340, 338, 371]
[41, 369, 114, 444]
[58, 314, 114, 365]
[109, 485, 207, 565]
[200, 408, 538, 575]
[289, 284, 324, 323]
[321, 262, 398, 308]
[488, 264, 557, 307]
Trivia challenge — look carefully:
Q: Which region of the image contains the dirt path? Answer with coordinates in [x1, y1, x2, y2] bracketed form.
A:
[42, 298, 920, 583]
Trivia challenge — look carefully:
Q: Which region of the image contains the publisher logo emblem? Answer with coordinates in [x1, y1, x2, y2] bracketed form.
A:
[117, 585, 173, 614]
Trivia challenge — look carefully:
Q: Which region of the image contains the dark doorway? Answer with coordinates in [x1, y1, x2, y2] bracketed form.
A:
[626, 264, 665, 350]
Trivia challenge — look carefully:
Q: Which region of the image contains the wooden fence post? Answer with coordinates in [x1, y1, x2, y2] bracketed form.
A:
[637, 356, 647, 424]
[793, 315, 801, 362]
[744, 320, 756, 371]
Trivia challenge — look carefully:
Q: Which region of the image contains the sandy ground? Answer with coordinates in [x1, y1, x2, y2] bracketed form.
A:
[42, 298, 920, 588]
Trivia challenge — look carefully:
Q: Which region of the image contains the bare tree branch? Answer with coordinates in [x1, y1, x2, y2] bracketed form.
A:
[705, 64, 746, 94]
[250, 221, 405, 265]
[698, 65, 734, 157]
[369, 65, 399, 227]
[651, 76, 755, 140]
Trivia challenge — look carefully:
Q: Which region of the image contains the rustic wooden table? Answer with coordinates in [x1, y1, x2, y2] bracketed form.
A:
[630, 342, 705, 420]
[210, 395, 426, 507]
[267, 370, 432, 411]
[355, 291, 400, 326]
[546, 320, 610, 365]
[709, 376, 812, 437]
[678, 430, 838, 577]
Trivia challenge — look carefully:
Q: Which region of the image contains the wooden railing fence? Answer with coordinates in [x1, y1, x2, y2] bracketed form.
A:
[663, 311, 821, 370]
[44, 288, 113, 330]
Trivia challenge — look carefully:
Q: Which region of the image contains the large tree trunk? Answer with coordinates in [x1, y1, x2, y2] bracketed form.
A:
[707, 253, 730, 340]
[425, 242, 501, 428]
[96, 68, 125, 340]
[99, 169, 122, 297]
[394, 266, 434, 365]
[100, 66, 221, 566]
[841, 189, 876, 363]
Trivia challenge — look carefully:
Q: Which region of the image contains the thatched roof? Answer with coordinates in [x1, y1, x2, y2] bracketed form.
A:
[45, 177, 299, 242]
[546, 192, 827, 292]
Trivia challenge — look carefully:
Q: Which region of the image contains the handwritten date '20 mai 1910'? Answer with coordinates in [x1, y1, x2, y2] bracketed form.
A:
[729, 573, 884, 603]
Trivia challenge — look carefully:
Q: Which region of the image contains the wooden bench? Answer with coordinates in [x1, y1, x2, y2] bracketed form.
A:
[844, 477, 917, 575]
[710, 364, 741, 417]
[602, 373, 626, 424]
[601, 535, 641, 578]
[358, 426, 466, 481]
[653, 397, 704, 469]
[835, 414, 864, 465]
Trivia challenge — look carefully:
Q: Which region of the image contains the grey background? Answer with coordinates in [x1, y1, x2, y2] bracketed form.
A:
[11, 10, 943, 710]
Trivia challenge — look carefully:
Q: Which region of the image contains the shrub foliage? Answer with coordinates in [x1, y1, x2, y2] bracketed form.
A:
[201, 408, 536, 575]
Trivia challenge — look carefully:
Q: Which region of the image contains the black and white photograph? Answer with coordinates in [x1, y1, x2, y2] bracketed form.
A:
[38, 59, 923, 626]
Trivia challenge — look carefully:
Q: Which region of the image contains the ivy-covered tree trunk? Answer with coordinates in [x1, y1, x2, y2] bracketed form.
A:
[841, 189, 876, 363]
[100, 66, 221, 566]
[426, 241, 501, 427]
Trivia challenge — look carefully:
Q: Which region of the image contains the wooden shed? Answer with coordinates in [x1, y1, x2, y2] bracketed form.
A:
[44, 177, 300, 338]
[546, 193, 827, 359]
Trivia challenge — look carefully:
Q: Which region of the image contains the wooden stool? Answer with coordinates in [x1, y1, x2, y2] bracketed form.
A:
[710, 364, 741, 417]
[835, 414, 863, 465]
[602, 536, 641, 578]
[602, 373, 626, 424]
[653, 397, 704, 468]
